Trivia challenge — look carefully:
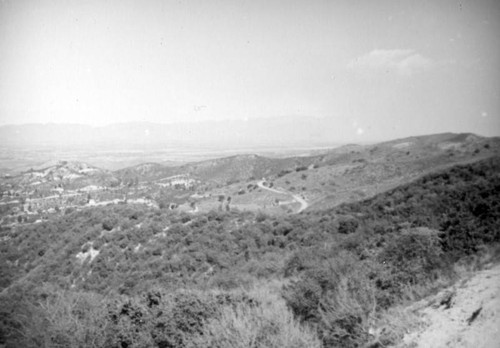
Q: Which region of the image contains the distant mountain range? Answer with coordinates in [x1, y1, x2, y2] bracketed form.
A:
[0, 117, 348, 148]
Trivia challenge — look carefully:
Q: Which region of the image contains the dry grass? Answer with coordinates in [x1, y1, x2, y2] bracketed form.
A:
[366, 306, 424, 348]
[6, 289, 113, 348]
[186, 282, 321, 348]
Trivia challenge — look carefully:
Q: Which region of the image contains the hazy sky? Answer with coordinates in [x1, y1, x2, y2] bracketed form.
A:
[1, 0, 499, 140]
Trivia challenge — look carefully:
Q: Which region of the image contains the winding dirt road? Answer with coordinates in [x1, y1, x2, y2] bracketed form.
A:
[257, 180, 308, 213]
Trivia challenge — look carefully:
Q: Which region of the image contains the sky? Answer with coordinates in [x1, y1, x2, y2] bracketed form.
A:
[0, 0, 499, 141]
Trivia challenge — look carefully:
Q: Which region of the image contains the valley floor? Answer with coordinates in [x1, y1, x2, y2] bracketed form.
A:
[401, 263, 500, 348]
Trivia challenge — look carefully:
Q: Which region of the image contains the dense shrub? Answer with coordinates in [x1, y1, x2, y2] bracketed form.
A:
[283, 252, 376, 347]
[0, 286, 112, 348]
[378, 228, 447, 285]
[370, 228, 451, 309]
[337, 216, 359, 234]
[0, 284, 321, 348]
[335, 156, 500, 259]
[277, 169, 292, 177]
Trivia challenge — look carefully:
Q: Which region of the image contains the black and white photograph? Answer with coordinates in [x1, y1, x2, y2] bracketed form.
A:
[0, 1, 499, 347]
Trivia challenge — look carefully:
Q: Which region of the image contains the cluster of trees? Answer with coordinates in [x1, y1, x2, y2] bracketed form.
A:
[0, 156, 499, 347]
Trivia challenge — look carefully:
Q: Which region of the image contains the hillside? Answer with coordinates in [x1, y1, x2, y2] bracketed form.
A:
[1, 133, 499, 230]
[1, 155, 499, 347]
[172, 132, 500, 213]
[4, 156, 500, 293]
[115, 153, 310, 186]
[1, 160, 120, 198]
[273, 132, 500, 210]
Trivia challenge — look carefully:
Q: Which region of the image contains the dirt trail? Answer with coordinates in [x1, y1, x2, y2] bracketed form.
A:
[257, 180, 308, 213]
[402, 263, 500, 348]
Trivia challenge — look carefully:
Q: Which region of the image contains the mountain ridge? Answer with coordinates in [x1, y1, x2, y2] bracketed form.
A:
[2, 119, 477, 149]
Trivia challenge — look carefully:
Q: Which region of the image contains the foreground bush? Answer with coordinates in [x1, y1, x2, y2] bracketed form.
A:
[1, 287, 221, 348]
[375, 227, 452, 308]
[0, 286, 111, 348]
[283, 251, 377, 348]
[0, 284, 321, 348]
[187, 288, 321, 348]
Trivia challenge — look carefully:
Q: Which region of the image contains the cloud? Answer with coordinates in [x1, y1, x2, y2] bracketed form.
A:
[349, 49, 433, 76]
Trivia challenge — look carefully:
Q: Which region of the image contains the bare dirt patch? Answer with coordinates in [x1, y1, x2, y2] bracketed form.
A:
[401, 263, 500, 348]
